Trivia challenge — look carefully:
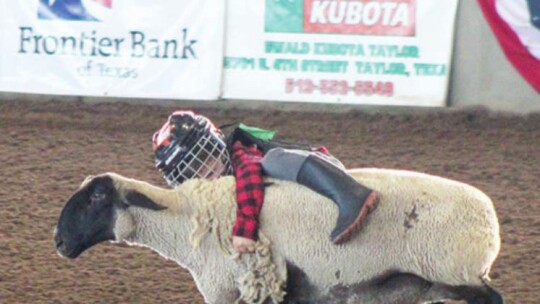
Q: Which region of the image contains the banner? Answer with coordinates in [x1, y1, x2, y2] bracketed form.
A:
[478, 0, 540, 93]
[223, 0, 459, 106]
[0, 0, 225, 99]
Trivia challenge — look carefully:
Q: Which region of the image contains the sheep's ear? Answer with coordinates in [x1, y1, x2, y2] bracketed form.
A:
[124, 190, 167, 211]
[81, 175, 95, 188]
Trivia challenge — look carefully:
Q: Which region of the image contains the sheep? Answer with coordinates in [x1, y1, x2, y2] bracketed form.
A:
[54, 169, 503, 304]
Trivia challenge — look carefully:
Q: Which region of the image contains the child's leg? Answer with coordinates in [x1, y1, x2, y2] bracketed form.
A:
[262, 148, 378, 244]
[262, 148, 345, 178]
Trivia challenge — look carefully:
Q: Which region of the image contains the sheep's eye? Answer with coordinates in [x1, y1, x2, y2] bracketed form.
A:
[90, 186, 107, 203]
[90, 192, 106, 202]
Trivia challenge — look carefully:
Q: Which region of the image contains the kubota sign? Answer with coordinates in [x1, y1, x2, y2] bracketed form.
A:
[266, 0, 416, 36]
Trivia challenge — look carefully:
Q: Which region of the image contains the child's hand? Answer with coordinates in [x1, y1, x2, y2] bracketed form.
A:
[233, 236, 256, 253]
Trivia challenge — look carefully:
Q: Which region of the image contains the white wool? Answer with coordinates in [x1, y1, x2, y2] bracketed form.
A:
[180, 178, 287, 303]
[259, 168, 500, 288]
[108, 175, 286, 303]
[102, 168, 500, 303]
[234, 234, 287, 304]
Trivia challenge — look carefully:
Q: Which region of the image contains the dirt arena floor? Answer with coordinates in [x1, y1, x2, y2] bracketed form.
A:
[1, 99, 539, 303]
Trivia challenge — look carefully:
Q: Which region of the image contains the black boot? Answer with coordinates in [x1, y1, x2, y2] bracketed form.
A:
[296, 155, 378, 244]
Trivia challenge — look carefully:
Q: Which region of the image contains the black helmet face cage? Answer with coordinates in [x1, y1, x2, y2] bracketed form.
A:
[154, 112, 232, 187]
[164, 132, 232, 187]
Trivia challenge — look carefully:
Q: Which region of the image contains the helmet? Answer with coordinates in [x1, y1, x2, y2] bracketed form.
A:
[152, 111, 232, 187]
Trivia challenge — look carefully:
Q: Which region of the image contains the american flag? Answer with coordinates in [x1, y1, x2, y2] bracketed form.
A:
[478, 0, 540, 93]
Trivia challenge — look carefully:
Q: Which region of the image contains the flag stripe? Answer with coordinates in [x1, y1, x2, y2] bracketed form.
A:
[478, 0, 540, 93]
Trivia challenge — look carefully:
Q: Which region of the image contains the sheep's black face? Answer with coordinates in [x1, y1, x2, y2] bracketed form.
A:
[54, 176, 121, 259]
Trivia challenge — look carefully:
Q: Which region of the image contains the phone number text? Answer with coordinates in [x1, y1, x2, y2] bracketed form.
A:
[285, 79, 394, 96]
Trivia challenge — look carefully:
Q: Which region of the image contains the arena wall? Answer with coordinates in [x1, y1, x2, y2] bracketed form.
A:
[1, 1, 538, 113]
[448, 0, 540, 113]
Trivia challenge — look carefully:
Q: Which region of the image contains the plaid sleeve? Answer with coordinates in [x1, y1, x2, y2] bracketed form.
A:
[231, 141, 265, 241]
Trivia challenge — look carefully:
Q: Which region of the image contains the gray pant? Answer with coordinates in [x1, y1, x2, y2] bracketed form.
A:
[261, 147, 345, 182]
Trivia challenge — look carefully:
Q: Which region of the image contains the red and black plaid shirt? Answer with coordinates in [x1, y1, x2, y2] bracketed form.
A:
[231, 141, 265, 240]
[230, 141, 330, 241]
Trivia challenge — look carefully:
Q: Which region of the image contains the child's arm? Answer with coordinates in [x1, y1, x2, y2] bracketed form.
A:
[230, 141, 265, 253]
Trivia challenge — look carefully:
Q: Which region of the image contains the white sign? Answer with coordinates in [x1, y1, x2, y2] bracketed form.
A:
[0, 0, 225, 99]
[223, 0, 460, 106]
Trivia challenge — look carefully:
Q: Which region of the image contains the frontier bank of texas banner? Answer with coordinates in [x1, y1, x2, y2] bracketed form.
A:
[0, 0, 225, 99]
[223, 0, 459, 106]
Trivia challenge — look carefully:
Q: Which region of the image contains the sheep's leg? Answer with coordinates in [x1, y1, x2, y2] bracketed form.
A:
[417, 282, 462, 303]
[450, 282, 504, 304]
[327, 273, 451, 304]
[191, 270, 240, 304]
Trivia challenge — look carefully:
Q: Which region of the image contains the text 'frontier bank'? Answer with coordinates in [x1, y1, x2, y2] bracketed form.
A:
[17, 27, 198, 59]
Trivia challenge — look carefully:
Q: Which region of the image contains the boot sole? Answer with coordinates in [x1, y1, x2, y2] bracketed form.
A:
[333, 191, 379, 245]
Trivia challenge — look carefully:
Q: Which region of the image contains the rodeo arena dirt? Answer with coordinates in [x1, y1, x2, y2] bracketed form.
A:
[0, 99, 539, 303]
